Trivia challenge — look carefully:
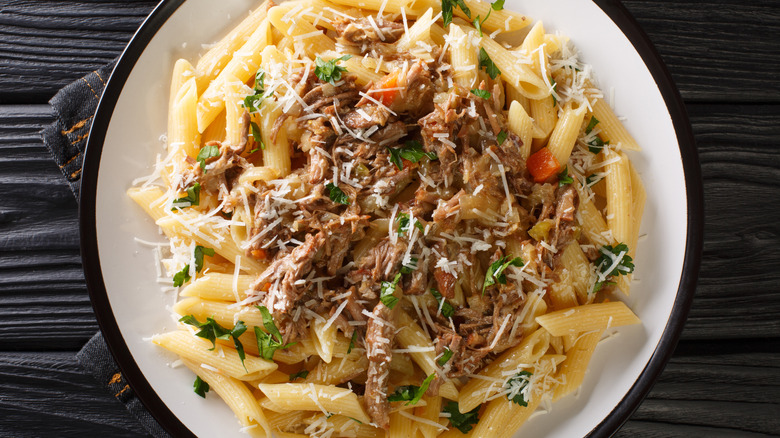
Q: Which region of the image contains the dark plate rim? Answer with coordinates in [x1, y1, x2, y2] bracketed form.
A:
[79, 0, 703, 436]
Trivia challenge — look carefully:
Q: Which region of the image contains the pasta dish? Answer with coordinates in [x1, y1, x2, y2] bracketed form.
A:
[129, 0, 645, 436]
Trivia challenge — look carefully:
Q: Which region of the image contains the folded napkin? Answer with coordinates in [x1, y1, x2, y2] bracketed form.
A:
[42, 61, 169, 438]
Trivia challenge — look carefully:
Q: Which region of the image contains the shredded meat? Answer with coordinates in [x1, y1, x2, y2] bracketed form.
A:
[364, 303, 396, 429]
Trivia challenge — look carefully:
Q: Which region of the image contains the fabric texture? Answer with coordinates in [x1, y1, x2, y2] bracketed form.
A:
[42, 61, 169, 438]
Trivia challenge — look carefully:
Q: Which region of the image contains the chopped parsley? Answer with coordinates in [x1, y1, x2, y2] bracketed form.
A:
[585, 174, 602, 187]
[380, 272, 401, 309]
[505, 371, 533, 406]
[587, 136, 610, 154]
[196, 145, 220, 171]
[550, 76, 558, 106]
[443, 401, 480, 433]
[585, 116, 599, 134]
[483, 256, 524, 294]
[470, 88, 492, 99]
[437, 347, 454, 366]
[557, 166, 573, 187]
[347, 329, 358, 354]
[314, 55, 351, 84]
[387, 140, 438, 170]
[171, 182, 201, 210]
[396, 212, 425, 235]
[194, 245, 215, 273]
[254, 305, 296, 360]
[478, 48, 501, 80]
[289, 370, 309, 381]
[325, 182, 350, 205]
[472, 9, 492, 37]
[592, 243, 634, 292]
[172, 264, 191, 287]
[400, 257, 419, 274]
[497, 129, 508, 145]
[193, 376, 210, 398]
[387, 374, 435, 405]
[491, 0, 505, 10]
[429, 288, 454, 318]
[250, 121, 265, 150]
[441, 0, 471, 27]
[243, 70, 269, 113]
[179, 315, 248, 369]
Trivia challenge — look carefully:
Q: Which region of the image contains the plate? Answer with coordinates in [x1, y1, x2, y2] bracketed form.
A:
[80, 0, 703, 436]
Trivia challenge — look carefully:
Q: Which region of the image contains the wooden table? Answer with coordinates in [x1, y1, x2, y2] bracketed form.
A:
[1, 0, 779, 436]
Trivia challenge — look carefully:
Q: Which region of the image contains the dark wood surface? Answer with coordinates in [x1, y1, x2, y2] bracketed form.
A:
[1, 0, 779, 437]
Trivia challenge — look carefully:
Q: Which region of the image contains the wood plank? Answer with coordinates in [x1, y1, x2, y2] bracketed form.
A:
[1, 1, 779, 104]
[0, 0, 158, 104]
[622, 0, 780, 103]
[0, 352, 148, 437]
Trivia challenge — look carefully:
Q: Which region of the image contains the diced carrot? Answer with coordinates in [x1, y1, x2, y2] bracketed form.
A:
[526, 147, 561, 182]
[373, 70, 401, 106]
[251, 249, 268, 260]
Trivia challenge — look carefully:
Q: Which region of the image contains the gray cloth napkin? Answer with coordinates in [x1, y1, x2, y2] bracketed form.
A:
[41, 61, 169, 438]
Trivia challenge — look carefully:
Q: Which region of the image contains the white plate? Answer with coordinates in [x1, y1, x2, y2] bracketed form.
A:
[80, 0, 703, 436]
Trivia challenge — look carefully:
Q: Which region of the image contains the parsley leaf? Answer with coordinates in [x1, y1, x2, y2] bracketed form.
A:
[193, 376, 210, 398]
[585, 116, 599, 134]
[587, 136, 609, 154]
[194, 245, 215, 273]
[585, 174, 602, 187]
[592, 243, 634, 292]
[491, 0, 505, 10]
[172, 183, 201, 210]
[430, 288, 454, 318]
[396, 212, 425, 235]
[557, 166, 573, 187]
[497, 129, 508, 145]
[472, 9, 492, 37]
[242, 70, 269, 113]
[443, 401, 480, 433]
[400, 257, 419, 274]
[254, 305, 296, 360]
[478, 48, 501, 80]
[179, 315, 248, 369]
[441, 0, 471, 27]
[289, 370, 309, 381]
[347, 329, 358, 354]
[388, 374, 435, 405]
[550, 76, 558, 106]
[437, 347, 454, 366]
[470, 88, 492, 99]
[387, 140, 438, 170]
[250, 121, 264, 148]
[173, 264, 191, 287]
[505, 371, 532, 406]
[483, 256, 524, 294]
[196, 145, 220, 171]
[380, 273, 401, 309]
[325, 182, 350, 205]
[315, 55, 352, 84]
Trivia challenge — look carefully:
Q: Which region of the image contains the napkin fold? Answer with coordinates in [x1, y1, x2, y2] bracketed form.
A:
[42, 61, 169, 438]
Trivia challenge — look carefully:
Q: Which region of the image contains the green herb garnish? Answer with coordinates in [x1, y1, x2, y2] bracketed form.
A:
[193, 376, 210, 398]
[173, 264, 191, 287]
[430, 288, 454, 318]
[314, 55, 352, 84]
[478, 48, 501, 80]
[179, 315, 248, 369]
[347, 329, 358, 354]
[437, 347, 454, 366]
[592, 243, 634, 292]
[254, 305, 296, 360]
[289, 370, 309, 381]
[557, 166, 573, 187]
[585, 116, 599, 134]
[387, 374, 436, 405]
[470, 88, 492, 99]
[194, 245, 215, 273]
[380, 273, 401, 309]
[196, 145, 220, 171]
[442, 0, 471, 27]
[387, 140, 438, 170]
[325, 182, 350, 205]
[505, 371, 533, 406]
[497, 129, 508, 145]
[172, 182, 201, 210]
[243, 70, 269, 112]
[443, 401, 480, 433]
[483, 256, 524, 294]
[396, 212, 425, 236]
